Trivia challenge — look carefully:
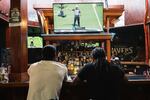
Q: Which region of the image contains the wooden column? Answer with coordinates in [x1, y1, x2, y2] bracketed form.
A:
[106, 39, 111, 62]
[8, 0, 28, 82]
[34, 7, 53, 34]
[148, 25, 150, 66]
[147, 0, 150, 66]
[106, 17, 110, 34]
[44, 17, 49, 34]
[103, 6, 124, 62]
[144, 0, 150, 65]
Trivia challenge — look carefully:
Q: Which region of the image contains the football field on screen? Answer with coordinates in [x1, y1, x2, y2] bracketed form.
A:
[28, 37, 43, 48]
[54, 4, 103, 30]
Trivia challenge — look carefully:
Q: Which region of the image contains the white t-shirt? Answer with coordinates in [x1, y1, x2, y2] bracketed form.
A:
[27, 60, 68, 100]
[74, 9, 80, 16]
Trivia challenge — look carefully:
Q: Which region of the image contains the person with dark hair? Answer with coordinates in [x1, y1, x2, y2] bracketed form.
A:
[27, 45, 68, 100]
[73, 47, 124, 100]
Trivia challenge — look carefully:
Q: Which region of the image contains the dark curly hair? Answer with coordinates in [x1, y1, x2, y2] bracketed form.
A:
[42, 45, 56, 61]
[92, 47, 109, 72]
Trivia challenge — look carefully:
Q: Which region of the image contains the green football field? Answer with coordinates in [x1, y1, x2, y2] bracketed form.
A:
[28, 37, 43, 48]
[53, 3, 103, 30]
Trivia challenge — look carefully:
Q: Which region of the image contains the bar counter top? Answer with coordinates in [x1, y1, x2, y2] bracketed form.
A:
[0, 74, 150, 87]
[0, 82, 29, 88]
[125, 74, 150, 85]
[0, 74, 150, 100]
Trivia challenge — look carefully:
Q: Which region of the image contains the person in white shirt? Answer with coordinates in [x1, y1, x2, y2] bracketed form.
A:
[73, 6, 81, 27]
[27, 45, 68, 100]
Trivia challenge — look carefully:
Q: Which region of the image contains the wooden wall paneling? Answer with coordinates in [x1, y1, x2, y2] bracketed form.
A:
[0, 20, 7, 48]
[5, 26, 11, 48]
[0, 0, 10, 15]
[9, 0, 28, 82]
[148, 0, 150, 22]
[124, 0, 145, 25]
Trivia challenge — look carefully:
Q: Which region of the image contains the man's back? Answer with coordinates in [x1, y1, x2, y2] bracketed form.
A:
[78, 62, 124, 100]
[27, 60, 67, 100]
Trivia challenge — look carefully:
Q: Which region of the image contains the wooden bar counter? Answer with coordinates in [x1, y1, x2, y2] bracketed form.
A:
[0, 82, 28, 100]
[0, 74, 150, 100]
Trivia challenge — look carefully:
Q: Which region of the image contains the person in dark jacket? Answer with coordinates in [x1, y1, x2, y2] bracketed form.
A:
[73, 47, 124, 100]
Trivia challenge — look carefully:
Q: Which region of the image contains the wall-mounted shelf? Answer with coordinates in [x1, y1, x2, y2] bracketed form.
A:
[104, 5, 124, 27]
[41, 33, 112, 40]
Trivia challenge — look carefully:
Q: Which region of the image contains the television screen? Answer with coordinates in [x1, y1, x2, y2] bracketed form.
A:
[27, 36, 43, 48]
[53, 2, 104, 33]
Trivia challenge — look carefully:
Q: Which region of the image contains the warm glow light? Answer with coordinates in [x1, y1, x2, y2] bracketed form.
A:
[21, 19, 27, 28]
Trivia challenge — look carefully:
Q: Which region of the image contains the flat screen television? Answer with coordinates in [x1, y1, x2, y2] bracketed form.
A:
[27, 36, 43, 48]
[53, 2, 104, 33]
